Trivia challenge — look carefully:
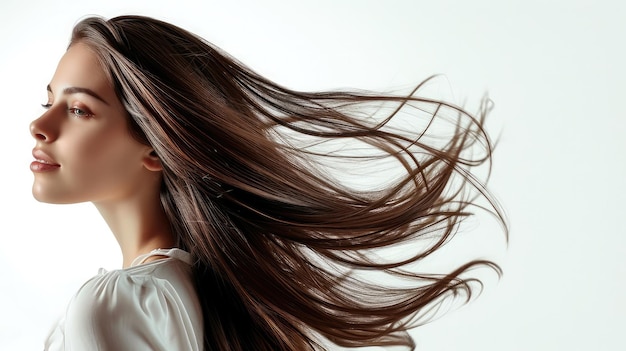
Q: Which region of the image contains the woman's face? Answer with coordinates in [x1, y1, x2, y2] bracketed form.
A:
[30, 43, 159, 204]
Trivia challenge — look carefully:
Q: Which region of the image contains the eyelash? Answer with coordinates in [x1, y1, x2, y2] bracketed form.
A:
[40, 103, 93, 118]
[69, 107, 93, 118]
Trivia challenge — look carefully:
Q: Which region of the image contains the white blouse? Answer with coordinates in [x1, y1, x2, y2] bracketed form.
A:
[44, 248, 204, 351]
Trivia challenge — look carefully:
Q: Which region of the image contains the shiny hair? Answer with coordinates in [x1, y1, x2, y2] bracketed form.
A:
[70, 15, 506, 350]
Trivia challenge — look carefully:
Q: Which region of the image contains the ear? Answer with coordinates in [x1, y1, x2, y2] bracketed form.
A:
[142, 149, 163, 172]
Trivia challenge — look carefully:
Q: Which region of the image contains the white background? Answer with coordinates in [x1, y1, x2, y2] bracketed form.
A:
[1, 0, 624, 350]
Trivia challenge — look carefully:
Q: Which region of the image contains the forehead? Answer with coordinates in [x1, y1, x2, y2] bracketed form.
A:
[49, 43, 113, 97]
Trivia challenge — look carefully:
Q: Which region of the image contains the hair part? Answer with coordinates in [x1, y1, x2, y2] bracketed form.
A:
[70, 15, 506, 350]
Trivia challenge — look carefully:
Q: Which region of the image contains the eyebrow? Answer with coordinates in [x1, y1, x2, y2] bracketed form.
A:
[47, 84, 110, 105]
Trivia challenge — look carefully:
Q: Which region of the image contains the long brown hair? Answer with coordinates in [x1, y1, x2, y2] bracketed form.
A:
[70, 15, 506, 350]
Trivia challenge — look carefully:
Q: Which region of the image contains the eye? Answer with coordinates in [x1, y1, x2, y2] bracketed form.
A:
[69, 107, 93, 118]
[41, 103, 52, 109]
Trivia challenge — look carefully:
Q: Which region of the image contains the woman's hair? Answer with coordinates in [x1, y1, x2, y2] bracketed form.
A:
[70, 15, 506, 350]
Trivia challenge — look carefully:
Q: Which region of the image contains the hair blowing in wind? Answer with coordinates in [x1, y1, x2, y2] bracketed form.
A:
[70, 15, 507, 350]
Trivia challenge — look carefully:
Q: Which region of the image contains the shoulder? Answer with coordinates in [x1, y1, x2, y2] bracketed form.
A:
[70, 264, 174, 318]
[63, 259, 203, 350]
[72, 258, 194, 307]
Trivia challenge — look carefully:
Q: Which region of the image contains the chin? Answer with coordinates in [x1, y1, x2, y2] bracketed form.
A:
[31, 185, 73, 204]
[32, 191, 60, 204]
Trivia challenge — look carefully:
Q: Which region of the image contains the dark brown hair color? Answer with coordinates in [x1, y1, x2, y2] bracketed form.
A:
[70, 15, 506, 350]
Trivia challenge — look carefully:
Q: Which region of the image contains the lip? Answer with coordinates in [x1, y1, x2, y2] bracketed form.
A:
[31, 149, 60, 172]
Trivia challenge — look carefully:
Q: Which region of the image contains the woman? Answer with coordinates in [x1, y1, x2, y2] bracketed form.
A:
[33, 15, 505, 351]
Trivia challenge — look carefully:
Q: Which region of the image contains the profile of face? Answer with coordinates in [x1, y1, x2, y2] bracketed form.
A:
[30, 43, 161, 205]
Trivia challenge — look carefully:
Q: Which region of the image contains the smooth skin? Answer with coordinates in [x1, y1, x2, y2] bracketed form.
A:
[30, 43, 175, 268]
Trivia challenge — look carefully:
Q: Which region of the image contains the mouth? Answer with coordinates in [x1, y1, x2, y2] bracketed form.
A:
[31, 149, 60, 172]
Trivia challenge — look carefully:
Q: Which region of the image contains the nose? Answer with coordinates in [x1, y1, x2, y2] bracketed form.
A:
[30, 111, 57, 142]
[30, 118, 48, 141]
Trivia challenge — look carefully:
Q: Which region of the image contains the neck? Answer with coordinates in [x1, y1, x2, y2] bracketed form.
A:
[94, 191, 175, 268]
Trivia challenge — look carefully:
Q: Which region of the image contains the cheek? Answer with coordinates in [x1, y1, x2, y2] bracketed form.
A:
[65, 126, 144, 181]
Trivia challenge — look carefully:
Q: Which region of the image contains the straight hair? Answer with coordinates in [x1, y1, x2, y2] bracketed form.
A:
[70, 15, 506, 350]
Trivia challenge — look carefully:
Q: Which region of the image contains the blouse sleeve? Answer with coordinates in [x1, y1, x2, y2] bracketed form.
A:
[62, 269, 201, 351]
